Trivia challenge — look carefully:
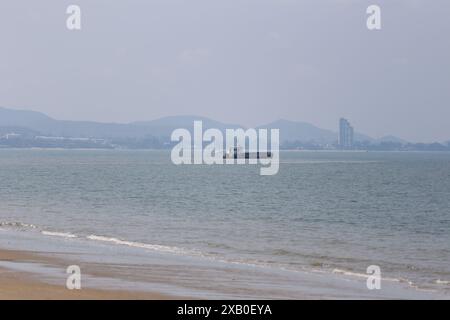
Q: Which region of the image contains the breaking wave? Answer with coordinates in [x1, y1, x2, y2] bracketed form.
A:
[86, 235, 194, 255]
[41, 231, 77, 238]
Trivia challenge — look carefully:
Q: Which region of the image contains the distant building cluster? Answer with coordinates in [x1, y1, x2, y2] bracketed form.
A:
[339, 118, 354, 149]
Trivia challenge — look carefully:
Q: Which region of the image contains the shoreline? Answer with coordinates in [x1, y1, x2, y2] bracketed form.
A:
[1, 240, 448, 300]
[0, 249, 179, 300]
[0, 224, 449, 300]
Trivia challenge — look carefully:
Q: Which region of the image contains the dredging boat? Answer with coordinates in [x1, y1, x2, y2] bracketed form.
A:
[223, 146, 272, 159]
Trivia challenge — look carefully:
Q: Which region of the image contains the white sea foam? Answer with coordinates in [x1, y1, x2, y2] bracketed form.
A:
[86, 235, 189, 255]
[332, 268, 372, 279]
[41, 231, 77, 238]
[0, 221, 38, 229]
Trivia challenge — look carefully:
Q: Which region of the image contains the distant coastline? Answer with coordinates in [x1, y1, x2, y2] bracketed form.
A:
[1, 107, 449, 151]
[2, 144, 450, 152]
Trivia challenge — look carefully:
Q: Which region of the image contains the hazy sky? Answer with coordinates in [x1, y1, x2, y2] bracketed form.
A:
[0, 0, 449, 142]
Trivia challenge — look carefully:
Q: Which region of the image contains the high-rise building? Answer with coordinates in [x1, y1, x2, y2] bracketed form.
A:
[339, 118, 354, 149]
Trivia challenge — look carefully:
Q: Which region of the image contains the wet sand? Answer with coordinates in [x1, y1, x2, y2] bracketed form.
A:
[0, 249, 176, 300]
[1, 243, 448, 300]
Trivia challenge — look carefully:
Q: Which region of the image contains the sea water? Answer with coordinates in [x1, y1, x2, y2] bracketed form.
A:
[0, 150, 449, 297]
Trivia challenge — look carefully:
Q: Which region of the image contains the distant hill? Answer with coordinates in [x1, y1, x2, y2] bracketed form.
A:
[132, 115, 242, 137]
[258, 119, 337, 144]
[0, 107, 53, 128]
[0, 126, 41, 137]
[0, 107, 242, 139]
[0, 107, 409, 145]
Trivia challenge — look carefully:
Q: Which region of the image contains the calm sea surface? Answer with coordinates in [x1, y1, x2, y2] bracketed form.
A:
[0, 150, 449, 293]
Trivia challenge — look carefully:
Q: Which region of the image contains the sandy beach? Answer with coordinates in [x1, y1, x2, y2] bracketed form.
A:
[1, 240, 448, 300]
[0, 248, 176, 300]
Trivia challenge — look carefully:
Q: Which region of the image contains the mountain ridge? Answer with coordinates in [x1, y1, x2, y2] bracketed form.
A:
[0, 107, 409, 144]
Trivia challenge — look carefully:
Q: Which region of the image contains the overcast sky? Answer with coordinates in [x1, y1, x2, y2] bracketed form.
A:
[0, 0, 449, 142]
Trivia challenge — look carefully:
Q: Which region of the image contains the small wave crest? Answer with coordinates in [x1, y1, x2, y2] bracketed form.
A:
[86, 235, 191, 255]
[332, 268, 373, 279]
[41, 231, 77, 238]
